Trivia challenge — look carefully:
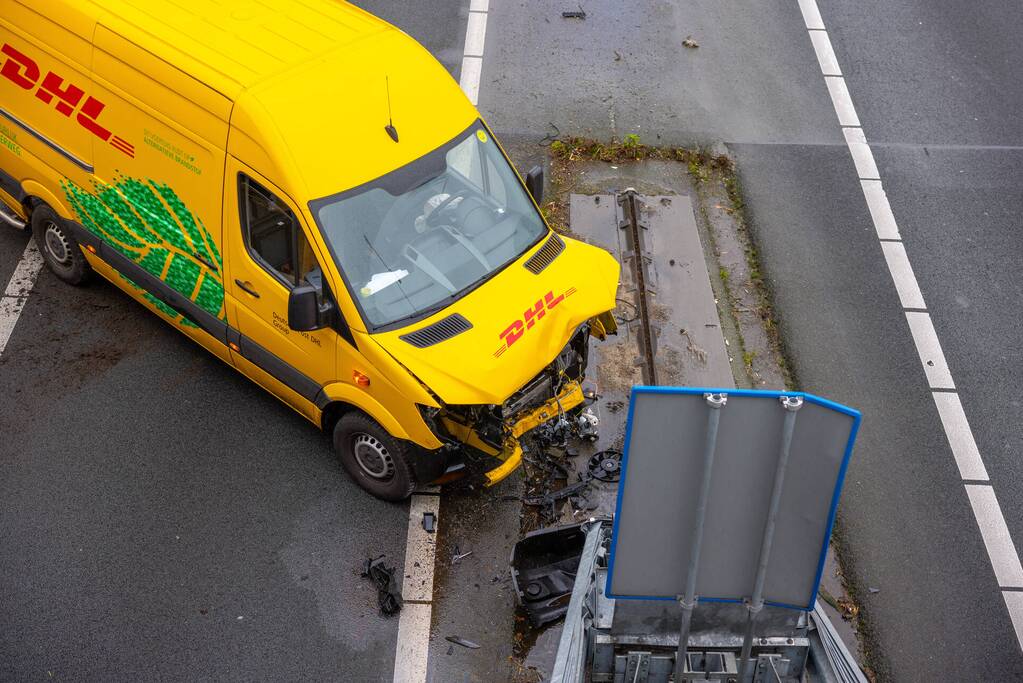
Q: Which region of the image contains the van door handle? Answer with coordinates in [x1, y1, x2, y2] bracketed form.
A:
[235, 279, 260, 298]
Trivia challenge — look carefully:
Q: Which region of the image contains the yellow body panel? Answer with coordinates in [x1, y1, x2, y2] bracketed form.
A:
[0, 0, 621, 486]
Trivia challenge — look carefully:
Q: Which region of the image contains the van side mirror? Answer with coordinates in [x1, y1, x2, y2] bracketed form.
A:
[288, 284, 333, 331]
[525, 166, 544, 204]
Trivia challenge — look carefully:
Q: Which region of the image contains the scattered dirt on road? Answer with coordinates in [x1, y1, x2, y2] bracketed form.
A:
[595, 337, 641, 396]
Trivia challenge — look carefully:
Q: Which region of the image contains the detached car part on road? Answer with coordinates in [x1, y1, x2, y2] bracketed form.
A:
[0, 0, 620, 499]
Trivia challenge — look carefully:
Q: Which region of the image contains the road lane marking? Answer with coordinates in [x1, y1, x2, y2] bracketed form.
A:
[459, 56, 483, 105]
[842, 127, 880, 180]
[860, 180, 901, 240]
[401, 494, 440, 601]
[824, 77, 860, 127]
[879, 242, 926, 310]
[393, 492, 440, 682]
[966, 485, 1023, 588]
[393, 603, 432, 683]
[809, 30, 841, 76]
[0, 240, 44, 357]
[464, 11, 488, 57]
[904, 312, 955, 389]
[932, 392, 989, 481]
[802, 0, 1023, 652]
[1004, 592, 1023, 650]
[393, 3, 495, 678]
[797, 0, 825, 29]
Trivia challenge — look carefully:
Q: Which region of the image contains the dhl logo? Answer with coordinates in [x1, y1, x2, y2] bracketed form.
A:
[493, 287, 577, 358]
[1, 43, 134, 158]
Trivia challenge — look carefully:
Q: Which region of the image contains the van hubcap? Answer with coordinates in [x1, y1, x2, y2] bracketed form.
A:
[44, 221, 72, 265]
[353, 433, 394, 480]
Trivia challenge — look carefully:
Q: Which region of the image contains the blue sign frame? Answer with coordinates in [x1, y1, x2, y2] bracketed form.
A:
[606, 386, 861, 611]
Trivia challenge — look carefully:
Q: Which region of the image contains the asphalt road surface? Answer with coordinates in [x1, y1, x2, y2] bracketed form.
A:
[0, 3, 469, 681]
[5, 1, 1023, 681]
[479, 0, 1023, 680]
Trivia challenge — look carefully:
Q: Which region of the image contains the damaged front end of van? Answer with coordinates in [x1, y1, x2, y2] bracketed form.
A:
[421, 308, 618, 487]
[309, 117, 621, 494]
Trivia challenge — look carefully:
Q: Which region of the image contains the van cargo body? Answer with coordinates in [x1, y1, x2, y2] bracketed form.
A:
[0, 0, 620, 500]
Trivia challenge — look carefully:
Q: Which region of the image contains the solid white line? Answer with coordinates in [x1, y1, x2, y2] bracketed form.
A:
[401, 494, 440, 601]
[464, 11, 488, 58]
[797, 0, 825, 29]
[393, 1, 494, 676]
[966, 485, 1023, 588]
[880, 241, 926, 309]
[459, 55, 483, 105]
[824, 77, 860, 127]
[809, 30, 841, 76]
[0, 240, 44, 357]
[392, 494, 440, 682]
[904, 311, 955, 389]
[393, 603, 432, 683]
[860, 180, 901, 240]
[842, 127, 880, 180]
[932, 392, 989, 481]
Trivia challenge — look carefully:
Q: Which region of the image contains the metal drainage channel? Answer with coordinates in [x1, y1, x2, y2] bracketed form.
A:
[617, 189, 658, 386]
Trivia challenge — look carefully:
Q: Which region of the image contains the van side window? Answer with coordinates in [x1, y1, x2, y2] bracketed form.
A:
[239, 174, 308, 287]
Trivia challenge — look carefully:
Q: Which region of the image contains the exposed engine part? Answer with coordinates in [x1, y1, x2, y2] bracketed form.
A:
[587, 449, 622, 482]
[576, 408, 599, 441]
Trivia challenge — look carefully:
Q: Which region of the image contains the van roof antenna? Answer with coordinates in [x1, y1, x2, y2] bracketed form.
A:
[384, 76, 399, 143]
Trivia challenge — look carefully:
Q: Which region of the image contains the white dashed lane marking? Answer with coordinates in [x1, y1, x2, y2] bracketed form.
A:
[0, 240, 44, 357]
[798, 0, 1023, 652]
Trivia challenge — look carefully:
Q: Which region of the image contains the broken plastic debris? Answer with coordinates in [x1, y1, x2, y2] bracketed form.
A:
[682, 36, 699, 48]
[362, 555, 404, 616]
[445, 635, 481, 649]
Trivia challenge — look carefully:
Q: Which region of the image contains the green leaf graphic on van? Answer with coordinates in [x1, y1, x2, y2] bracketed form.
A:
[61, 175, 225, 328]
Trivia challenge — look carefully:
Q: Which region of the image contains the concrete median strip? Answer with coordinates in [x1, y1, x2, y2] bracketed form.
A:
[0, 240, 44, 357]
[799, 0, 1023, 653]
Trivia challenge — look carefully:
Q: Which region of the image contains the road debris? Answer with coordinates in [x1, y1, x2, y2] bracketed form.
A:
[445, 635, 481, 649]
[682, 35, 699, 48]
[422, 511, 436, 533]
[361, 555, 403, 616]
[561, 8, 586, 19]
[453, 550, 474, 564]
[510, 523, 588, 627]
[586, 449, 622, 482]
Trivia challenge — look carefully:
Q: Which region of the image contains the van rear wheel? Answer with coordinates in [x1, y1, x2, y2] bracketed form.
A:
[334, 412, 417, 501]
[32, 205, 91, 285]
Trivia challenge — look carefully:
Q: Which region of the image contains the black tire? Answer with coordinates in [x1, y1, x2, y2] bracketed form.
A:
[334, 412, 417, 501]
[32, 204, 91, 285]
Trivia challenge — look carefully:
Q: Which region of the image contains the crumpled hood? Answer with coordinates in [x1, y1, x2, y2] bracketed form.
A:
[372, 235, 620, 405]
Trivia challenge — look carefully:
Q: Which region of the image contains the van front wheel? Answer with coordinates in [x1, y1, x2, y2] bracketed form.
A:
[334, 412, 417, 501]
[32, 205, 91, 285]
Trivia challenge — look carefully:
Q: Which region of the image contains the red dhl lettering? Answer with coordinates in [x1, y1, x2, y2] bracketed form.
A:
[0, 42, 132, 157]
[493, 288, 575, 358]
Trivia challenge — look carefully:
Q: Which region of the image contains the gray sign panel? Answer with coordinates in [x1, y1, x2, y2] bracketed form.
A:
[607, 387, 860, 610]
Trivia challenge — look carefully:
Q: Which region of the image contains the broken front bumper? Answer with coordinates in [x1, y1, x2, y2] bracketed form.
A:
[485, 380, 586, 486]
[438, 379, 587, 487]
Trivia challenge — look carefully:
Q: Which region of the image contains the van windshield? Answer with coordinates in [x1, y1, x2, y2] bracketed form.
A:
[310, 123, 548, 329]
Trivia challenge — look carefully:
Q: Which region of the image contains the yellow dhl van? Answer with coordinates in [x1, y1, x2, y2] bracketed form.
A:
[0, 0, 620, 500]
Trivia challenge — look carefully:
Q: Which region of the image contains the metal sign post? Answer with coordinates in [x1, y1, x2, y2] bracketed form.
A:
[737, 395, 803, 681]
[674, 393, 726, 677]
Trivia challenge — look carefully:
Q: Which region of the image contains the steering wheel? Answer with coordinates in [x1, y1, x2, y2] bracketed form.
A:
[425, 189, 471, 228]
